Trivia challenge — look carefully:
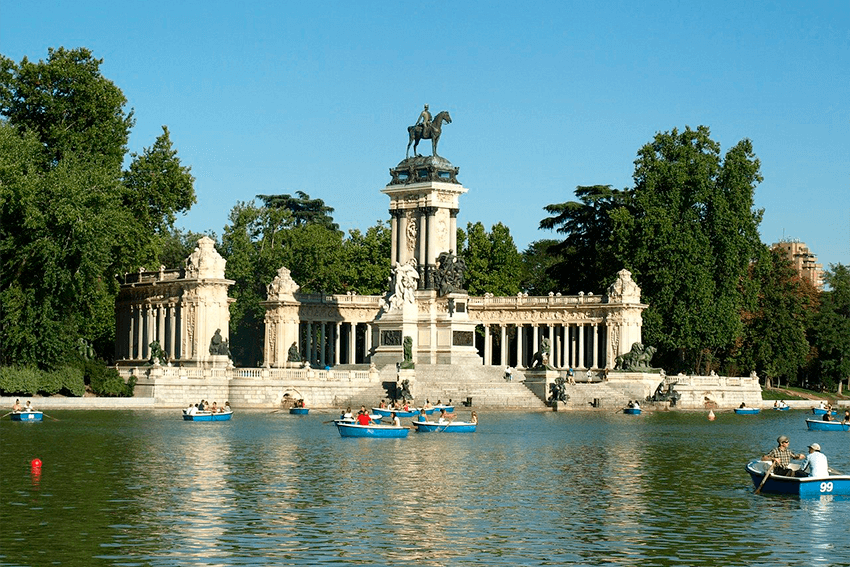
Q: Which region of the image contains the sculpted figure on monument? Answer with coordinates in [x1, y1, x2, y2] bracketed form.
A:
[387, 259, 419, 310]
[287, 342, 301, 362]
[434, 250, 466, 296]
[407, 106, 452, 158]
[209, 329, 231, 357]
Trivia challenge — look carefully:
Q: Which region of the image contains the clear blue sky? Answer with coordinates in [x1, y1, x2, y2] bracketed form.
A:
[3, 0, 849, 270]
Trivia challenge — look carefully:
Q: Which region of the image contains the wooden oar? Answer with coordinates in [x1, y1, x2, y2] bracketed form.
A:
[755, 462, 776, 494]
[0, 411, 13, 419]
[40, 412, 60, 421]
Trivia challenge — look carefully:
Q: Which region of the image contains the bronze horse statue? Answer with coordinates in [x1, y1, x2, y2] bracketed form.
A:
[407, 110, 451, 158]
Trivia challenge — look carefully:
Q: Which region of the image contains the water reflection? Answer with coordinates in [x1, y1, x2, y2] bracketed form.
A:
[2, 409, 849, 566]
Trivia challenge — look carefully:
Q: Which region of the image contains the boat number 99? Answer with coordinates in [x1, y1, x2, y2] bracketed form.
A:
[820, 482, 834, 493]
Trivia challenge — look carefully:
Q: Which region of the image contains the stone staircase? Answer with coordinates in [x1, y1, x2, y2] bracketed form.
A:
[383, 365, 548, 410]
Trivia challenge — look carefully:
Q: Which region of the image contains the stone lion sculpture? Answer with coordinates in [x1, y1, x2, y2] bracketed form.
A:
[614, 343, 656, 371]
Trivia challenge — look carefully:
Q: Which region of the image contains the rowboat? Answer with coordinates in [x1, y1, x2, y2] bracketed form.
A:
[11, 411, 43, 422]
[812, 408, 837, 416]
[623, 408, 642, 415]
[746, 460, 850, 497]
[372, 407, 432, 418]
[334, 414, 382, 425]
[773, 406, 790, 411]
[289, 407, 309, 415]
[433, 404, 454, 413]
[412, 420, 476, 433]
[734, 408, 761, 415]
[182, 410, 233, 421]
[336, 422, 408, 438]
[805, 419, 850, 432]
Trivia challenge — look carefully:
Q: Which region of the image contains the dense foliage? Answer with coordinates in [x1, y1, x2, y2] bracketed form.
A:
[458, 222, 523, 296]
[0, 48, 195, 369]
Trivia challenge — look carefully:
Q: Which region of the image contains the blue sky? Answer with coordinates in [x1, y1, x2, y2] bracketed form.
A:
[3, 0, 849, 270]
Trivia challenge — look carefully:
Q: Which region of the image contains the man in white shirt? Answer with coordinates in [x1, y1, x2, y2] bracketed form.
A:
[799, 443, 829, 478]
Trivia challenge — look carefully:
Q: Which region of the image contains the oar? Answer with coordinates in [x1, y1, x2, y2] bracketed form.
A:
[755, 462, 776, 494]
[0, 411, 13, 419]
[828, 467, 842, 475]
[40, 412, 60, 421]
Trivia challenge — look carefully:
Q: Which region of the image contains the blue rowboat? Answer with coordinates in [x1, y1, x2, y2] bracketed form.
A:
[289, 407, 309, 415]
[623, 408, 642, 415]
[182, 410, 233, 421]
[335, 414, 382, 425]
[746, 460, 850, 497]
[773, 406, 790, 411]
[412, 420, 476, 433]
[336, 422, 408, 438]
[734, 408, 761, 415]
[11, 411, 43, 422]
[372, 407, 422, 418]
[433, 405, 454, 413]
[805, 419, 850, 432]
[812, 408, 837, 416]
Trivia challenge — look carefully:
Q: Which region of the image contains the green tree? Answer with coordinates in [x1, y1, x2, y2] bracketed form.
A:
[0, 47, 134, 170]
[342, 222, 391, 295]
[612, 127, 764, 372]
[258, 191, 339, 231]
[458, 222, 522, 296]
[733, 248, 816, 386]
[0, 49, 195, 366]
[809, 265, 850, 391]
[520, 239, 562, 295]
[539, 185, 630, 295]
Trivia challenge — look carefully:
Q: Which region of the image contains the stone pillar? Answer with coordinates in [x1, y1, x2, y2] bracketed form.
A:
[449, 208, 459, 255]
[532, 325, 539, 359]
[500, 325, 507, 367]
[334, 322, 341, 366]
[349, 323, 357, 364]
[168, 305, 177, 360]
[592, 323, 599, 369]
[483, 325, 491, 366]
[578, 324, 585, 369]
[390, 209, 399, 264]
[365, 323, 372, 360]
[515, 324, 523, 369]
[136, 306, 144, 361]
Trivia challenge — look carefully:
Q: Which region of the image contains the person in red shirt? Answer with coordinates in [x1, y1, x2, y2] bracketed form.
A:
[356, 410, 373, 426]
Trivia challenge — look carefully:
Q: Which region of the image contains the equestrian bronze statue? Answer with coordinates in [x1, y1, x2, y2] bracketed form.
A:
[406, 110, 452, 158]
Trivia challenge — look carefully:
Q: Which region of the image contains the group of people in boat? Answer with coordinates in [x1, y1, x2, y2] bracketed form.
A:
[627, 400, 641, 409]
[11, 399, 36, 412]
[185, 400, 232, 415]
[376, 398, 452, 411]
[761, 435, 829, 478]
[773, 400, 789, 409]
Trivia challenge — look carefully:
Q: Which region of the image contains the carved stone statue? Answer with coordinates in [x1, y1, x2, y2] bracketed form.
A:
[434, 249, 466, 296]
[209, 329, 230, 357]
[531, 337, 552, 370]
[398, 378, 413, 402]
[387, 259, 419, 310]
[407, 109, 452, 158]
[149, 341, 167, 366]
[614, 342, 656, 371]
[287, 342, 301, 362]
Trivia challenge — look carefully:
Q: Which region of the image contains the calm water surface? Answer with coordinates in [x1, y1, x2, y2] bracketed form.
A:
[1, 409, 849, 566]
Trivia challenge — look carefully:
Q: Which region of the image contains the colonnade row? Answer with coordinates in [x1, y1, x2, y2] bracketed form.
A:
[295, 318, 607, 370]
[115, 302, 182, 362]
[388, 206, 458, 290]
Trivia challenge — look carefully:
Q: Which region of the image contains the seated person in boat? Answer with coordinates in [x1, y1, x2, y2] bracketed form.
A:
[356, 410, 374, 426]
[378, 400, 387, 409]
[224, 401, 232, 413]
[185, 403, 197, 415]
[210, 402, 219, 413]
[341, 407, 353, 419]
[437, 409, 454, 424]
[632, 400, 640, 409]
[24, 400, 34, 412]
[739, 402, 747, 408]
[470, 411, 478, 424]
[390, 412, 401, 427]
[627, 400, 634, 408]
[797, 443, 829, 478]
[762, 435, 805, 477]
[423, 399, 432, 409]
[417, 409, 428, 422]
[823, 412, 833, 421]
[843, 410, 850, 424]
[816, 400, 826, 409]
[12, 399, 22, 412]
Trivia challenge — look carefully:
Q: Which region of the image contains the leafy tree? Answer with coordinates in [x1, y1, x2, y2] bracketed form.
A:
[520, 239, 562, 295]
[733, 248, 816, 386]
[258, 191, 339, 231]
[0, 47, 134, 170]
[0, 49, 194, 366]
[342, 222, 391, 295]
[458, 222, 522, 296]
[809, 265, 850, 391]
[539, 185, 630, 294]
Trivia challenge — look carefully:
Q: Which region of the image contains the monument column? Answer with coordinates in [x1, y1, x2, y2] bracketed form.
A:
[592, 323, 599, 369]
[483, 325, 491, 366]
[500, 325, 507, 366]
[578, 323, 585, 369]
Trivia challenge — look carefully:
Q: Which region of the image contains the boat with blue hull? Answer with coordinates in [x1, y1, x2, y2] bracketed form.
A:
[433, 405, 454, 413]
[746, 461, 850, 497]
[372, 407, 432, 418]
[289, 407, 309, 415]
[805, 419, 850, 432]
[734, 408, 761, 415]
[182, 410, 233, 421]
[336, 422, 408, 438]
[773, 406, 790, 411]
[11, 411, 43, 422]
[412, 420, 476, 433]
[623, 408, 642, 415]
[812, 408, 837, 416]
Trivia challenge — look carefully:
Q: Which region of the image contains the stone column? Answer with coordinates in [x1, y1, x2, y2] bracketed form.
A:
[515, 325, 524, 369]
[365, 323, 372, 360]
[483, 325, 491, 366]
[500, 325, 507, 367]
[591, 323, 599, 369]
[320, 322, 328, 368]
[390, 209, 399, 264]
[136, 306, 144, 361]
[578, 323, 585, 369]
[334, 322, 341, 366]
[449, 208, 459, 255]
[532, 325, 539, 359]
[168, 305, 177, 360]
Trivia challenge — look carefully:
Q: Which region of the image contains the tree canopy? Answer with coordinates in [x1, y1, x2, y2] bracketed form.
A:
[0, 48, 195, 367]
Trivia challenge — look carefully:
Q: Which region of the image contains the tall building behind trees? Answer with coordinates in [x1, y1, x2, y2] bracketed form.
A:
[771, 240, 824, 290]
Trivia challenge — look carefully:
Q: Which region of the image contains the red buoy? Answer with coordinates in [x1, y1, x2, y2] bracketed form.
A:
[31, 458, 42, 469]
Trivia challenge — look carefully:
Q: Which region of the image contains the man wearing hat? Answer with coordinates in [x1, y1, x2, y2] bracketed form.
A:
[797, 443, 829, 478]
[762, 435, 805, 476]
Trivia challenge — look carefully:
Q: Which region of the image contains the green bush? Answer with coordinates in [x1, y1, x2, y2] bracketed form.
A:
[38, 368, 64, 395]
[89, 363, 133, 397]
[0, 366, 39, 395]
[61, 366, 85, 397]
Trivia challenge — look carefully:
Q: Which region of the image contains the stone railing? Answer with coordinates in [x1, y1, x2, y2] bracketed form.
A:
[468, 293, 604, 308]
[664, 375, 758, 388]
[124, 365, 377, 383]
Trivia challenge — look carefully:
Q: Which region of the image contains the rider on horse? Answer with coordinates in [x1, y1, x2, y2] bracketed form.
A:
[416, 104, 432, 138]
